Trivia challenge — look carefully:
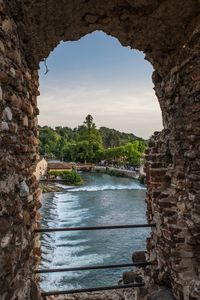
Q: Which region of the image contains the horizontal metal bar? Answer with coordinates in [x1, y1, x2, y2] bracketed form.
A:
[35, 223, 155, 233]
[36, 262, 151, 274]
[41, 283, 145, 296]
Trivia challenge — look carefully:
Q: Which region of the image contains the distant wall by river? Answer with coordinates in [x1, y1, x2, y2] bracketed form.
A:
[94, 166, 139, 179]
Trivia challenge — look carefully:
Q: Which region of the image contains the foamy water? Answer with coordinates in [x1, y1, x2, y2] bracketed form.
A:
[40, 172, 149, 292]
[70, 182, 146, 192]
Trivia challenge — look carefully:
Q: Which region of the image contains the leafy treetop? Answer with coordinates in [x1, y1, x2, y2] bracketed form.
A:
[39, 115, 147, 166]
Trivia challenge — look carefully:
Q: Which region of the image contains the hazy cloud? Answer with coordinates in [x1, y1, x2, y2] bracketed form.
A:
[38, 80, 162, 139]
[38, 31, 163, 139]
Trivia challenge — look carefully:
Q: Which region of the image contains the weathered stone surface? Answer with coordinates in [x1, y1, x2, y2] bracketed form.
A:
[123, 271, 137, 284]
[0, 85, 2, 101]
[1, 232, 13, 248]
[0, 121, 9, 131]
[8, 0, 200, 75]
[147, 286, 176, 300]
[2, 18, 13, 33]
[1, 1, 200, 300]
[132, 251, 146, 264]
[0, 3, 41, 300]
[22, 115, 29, 127]
[47, 289, 134, 300]
[3, 107, 12, 121]
[142, 31, 200, 295]
[85, 14, 98, 23]
[20, 180, 29, 196]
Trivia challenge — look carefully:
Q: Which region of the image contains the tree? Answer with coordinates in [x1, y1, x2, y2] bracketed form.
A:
[38, 117, 147, 165]
[84, 114, 95, 130]
[63, 142, 77, 162]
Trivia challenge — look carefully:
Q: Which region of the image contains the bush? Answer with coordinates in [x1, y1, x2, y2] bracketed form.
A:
[61, 171, 83, 185]
[48, 170, 83, 185]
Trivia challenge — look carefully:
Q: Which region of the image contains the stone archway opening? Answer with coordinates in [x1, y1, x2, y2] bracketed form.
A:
[37, 29, 162, 295]
[1, 1, 200, 299]
[38, 30, 162, 139]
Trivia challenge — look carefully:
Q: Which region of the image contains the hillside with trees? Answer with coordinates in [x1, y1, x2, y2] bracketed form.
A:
[39, 115, 147, 166]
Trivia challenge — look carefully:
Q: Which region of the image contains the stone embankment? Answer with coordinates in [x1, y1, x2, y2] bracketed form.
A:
[41, 182, 64, 193]
[94, 166, 139, 179]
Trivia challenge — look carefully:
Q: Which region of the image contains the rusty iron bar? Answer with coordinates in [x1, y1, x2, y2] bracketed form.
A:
[41, 283, 145, 296]
[36, 262, 152, 274]
[35, 223, 156, 233]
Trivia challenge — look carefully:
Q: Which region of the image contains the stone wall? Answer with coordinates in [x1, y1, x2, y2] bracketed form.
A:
[0, 2, 41, 299]
[0, 0, 200, 299]
[145, 49, 200, 299]
[34, 158, 48, 180]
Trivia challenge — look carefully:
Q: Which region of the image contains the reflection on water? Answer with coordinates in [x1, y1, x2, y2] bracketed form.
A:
[39, 172, 150, 291]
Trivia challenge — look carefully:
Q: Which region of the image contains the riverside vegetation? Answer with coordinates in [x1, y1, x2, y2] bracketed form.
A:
[39, 115, 147, 166]
[48, 170, 83, 185]
[41, 171, 83, 193]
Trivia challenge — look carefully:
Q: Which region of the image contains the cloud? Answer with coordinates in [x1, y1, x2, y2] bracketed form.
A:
[38, 80, 163, 139]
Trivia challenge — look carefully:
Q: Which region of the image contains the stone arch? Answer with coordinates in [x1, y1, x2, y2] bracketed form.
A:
[1, 0, 200, 299]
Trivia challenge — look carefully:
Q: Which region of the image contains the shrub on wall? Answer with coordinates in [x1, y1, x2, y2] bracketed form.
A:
[48, 170, 83, 185]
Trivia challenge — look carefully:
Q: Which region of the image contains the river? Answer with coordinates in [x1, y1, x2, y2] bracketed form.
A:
[39, 172, 150, 292]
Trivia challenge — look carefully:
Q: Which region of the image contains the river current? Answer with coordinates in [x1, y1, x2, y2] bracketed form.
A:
[40, 172, 150, 292]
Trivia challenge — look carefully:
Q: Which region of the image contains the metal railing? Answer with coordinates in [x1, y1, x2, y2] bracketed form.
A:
[36, 262, 152, 274]
[35, 223, 155, 233]
[41, 283, 145, 297]
[36, 223, 155, 297]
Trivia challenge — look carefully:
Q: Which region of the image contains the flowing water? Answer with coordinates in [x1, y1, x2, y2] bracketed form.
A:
[39, 172, 150, 292]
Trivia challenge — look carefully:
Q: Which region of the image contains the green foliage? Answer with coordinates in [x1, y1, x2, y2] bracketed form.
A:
[99, 127, 138, 147]
[48, 170, 83, 185]
[39, 115, 147, 166]
[84, 114, 95, 130]
[96, 140, 147, 166]
[39, 125, 61, 157]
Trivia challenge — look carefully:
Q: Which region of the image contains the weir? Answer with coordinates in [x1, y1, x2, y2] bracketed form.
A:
[1, 1, 200, 299]
[39, 173, 149, 296]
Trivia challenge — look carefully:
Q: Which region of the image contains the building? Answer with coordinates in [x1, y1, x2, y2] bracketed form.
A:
[47, 161, 73, 172]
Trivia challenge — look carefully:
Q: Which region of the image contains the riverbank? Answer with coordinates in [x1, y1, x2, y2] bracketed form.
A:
[94, 166, 139, 179]
[41, 168, 144, 193]
[41, 182, 64, 193]
[41, 182, 77, 193]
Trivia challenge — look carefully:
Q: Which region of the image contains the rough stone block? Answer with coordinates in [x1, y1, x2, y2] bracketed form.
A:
[147, 287, 176, 300]
[132, 251, 146, 264]
[122, 271, 137, 284]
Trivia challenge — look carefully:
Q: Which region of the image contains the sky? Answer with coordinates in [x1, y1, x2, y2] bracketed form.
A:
[38, 31, 163, 139]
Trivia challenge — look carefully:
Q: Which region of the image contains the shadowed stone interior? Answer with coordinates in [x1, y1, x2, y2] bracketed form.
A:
[1, 0, 200, 299]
